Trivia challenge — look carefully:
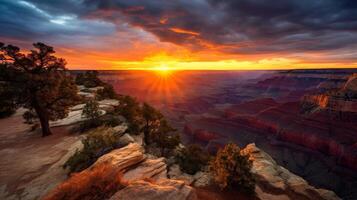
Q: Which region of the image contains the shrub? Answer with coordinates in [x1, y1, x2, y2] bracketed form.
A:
[101, 114, 122, 127]
[44, 164, 126, 200]
[115, 95, 142, 134]
[142, 103, 164, 145]
[76, 119, 103, 133]
[150, 119, 180, 156]
[75, 71, 104, 88]
[210, 143, 255, 194]
[0, 83, 17, 118]
[74, 114, 123, 133]
[96, 84, 118, 100]
[23, 110, 37, 124]
[82, 100, 101, 121]
[64, 127, 120, 173]
[176, 144, 210, 175]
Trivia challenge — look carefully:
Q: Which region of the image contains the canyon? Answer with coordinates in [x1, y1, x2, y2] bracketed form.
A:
[100, 69, 357, 199]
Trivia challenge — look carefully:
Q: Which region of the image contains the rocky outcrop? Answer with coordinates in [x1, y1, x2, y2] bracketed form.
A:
[122, 157, 167, 182]
[92, 142, 168, 183]
[302, 74, 357, 114]
[242, 143, 341, 200]
[46, 141, 198, 200]
[91, 143, 145, 171]
[168, 164, 211, 187]
[50, 99, 119, 127]
[117, 133, 135, 147]
[110, 179, 197, 200]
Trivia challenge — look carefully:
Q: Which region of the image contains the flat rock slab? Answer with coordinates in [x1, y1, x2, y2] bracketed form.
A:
[51, 99, 119, 127]
[122, 157, 167, 182]
[92, 143, 145, 171]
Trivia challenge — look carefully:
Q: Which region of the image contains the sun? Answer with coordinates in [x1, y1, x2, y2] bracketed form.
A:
[150, 64, 174, 77]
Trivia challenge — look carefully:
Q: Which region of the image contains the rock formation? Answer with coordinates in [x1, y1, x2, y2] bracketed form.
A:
[242, 143, 341, 200]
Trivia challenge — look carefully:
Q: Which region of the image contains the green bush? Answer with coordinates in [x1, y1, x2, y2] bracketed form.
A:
[176, 144, 210, 175]
[115, 95, 142, 134]
[64, 127, 120, 173]
[74, 114, 123, 133]
[76, 119, 103, 133]
[82, 100, 101, 121]
[96, 84, 118, 100]
[75, 71, 104, 88]
[150, 119, 180, 156]
[210, 143, 255, 194]
[101, 114, 122, 127]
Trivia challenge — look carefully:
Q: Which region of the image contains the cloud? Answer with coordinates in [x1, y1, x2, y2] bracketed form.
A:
[0, 0, 115, 46]
[0, 0, 356, 64]
[79, 0, 357, 55]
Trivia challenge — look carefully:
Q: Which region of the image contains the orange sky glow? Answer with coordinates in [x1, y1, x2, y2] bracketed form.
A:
[2, 1, 356, 71]
[56, 43, 357, 71]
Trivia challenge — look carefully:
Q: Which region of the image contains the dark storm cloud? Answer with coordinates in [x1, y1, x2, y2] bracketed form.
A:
[1, 0, 357, 57]
[78, 0, 357, 55]
[0, 0, 115, 45]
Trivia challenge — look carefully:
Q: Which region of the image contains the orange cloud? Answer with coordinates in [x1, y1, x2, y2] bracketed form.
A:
[169, 28, 200, 36]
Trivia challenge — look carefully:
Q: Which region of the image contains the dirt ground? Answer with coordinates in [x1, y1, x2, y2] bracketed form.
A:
[0, 109, 82, 200]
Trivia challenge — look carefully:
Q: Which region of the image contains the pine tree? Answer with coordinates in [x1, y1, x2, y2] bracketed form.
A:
[0, 42, 80, 136]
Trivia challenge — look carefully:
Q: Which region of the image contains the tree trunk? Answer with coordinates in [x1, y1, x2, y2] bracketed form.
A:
[33, 101, 52, 137]
[144, 120, 149, 145]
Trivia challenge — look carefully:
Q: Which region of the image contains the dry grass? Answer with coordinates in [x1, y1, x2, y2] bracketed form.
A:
[44, 164, 126, 200]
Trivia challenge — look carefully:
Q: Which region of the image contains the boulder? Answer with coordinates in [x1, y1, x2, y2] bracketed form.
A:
[122, 157, 167, 182]
[192, 171, 211, 187]
[241, 143, 341, 200]
[87, 86, 104, 92]
[91, 143, 145, 171]
[132, 133, 144, 146]
[113, 125, 128, 135]
[110, 179, 197, 200]
[98, 99, 120, 107]
[117, 133, 135, 147]
[78, 91, 95, 98]
[168, 165, 211, 187]
[168, 164, 194, 185]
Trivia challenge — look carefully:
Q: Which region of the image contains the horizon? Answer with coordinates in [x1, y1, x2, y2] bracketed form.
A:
[1, 0, 356, 70]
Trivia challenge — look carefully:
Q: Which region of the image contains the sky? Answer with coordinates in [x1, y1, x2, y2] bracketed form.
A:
[0, 0, 357, 70]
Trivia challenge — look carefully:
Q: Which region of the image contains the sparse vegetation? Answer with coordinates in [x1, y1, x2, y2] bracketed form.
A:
[150, 119, 180, 156]
[176, 144, 210, 175]
[115, 95, 142, 134]
[142, 102, 164, 144]
[75, 71, 104, 88]
[96, 84, 118, 100]
[210, 143, 255, 194]
[82, 100, 101, 121]
[44, 164, 126, 200]
[64, 127, 120, 173]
